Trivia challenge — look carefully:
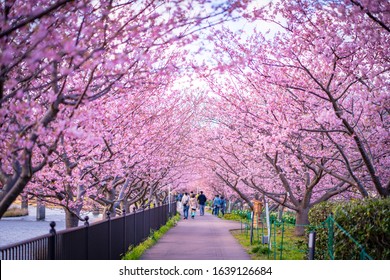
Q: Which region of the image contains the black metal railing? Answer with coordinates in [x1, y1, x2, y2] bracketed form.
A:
[0, 202, 176, 260]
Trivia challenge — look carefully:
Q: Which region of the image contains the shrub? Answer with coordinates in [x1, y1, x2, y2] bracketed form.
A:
[251, 245, 270, 255]
[269, 211, 296, 224]
[307, 201, 337, 260]
[333, 198, 390, 260]
[308, 198, 390, 260]
[231, 209, 251, 220]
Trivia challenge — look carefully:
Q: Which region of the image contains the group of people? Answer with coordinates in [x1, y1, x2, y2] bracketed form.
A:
[179, 191, 207, 219]
[177, 191, 226, 219]
[211, 194, 226, 217]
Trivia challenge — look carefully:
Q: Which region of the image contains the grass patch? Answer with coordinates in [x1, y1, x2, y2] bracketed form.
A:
[3, 207, 29, 217]
[213, 210, 251, 222]
[221, 213, 244, 221]
[207, 210, 250, 222]
[231, 223, 307, 260]
[122, 213, 181, 260]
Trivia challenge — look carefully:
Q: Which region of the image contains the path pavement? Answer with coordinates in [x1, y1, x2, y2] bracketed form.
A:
[141, 211, 250, 260]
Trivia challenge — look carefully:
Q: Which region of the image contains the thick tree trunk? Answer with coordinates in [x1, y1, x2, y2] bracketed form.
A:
[0, 175, 30, 218]
[65, 208, 80, 228]
[295, 207, 310, 236]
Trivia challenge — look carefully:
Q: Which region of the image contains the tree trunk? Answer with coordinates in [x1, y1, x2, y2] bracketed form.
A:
[0, 175, 30, 218]
[65, 208, 80, 228]
[295, 207, 310, 236]
[21, 194, 28, 209]
[102, 205, 115, 218]
[121, 200, 130, 214]
[278, 205, 284, 221]
[36, 199, 46, 220]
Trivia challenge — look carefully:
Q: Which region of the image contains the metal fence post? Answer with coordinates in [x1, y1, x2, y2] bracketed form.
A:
[280, 220, 285, 260]
[133, 207, 136, 245]
[161, 204, 164, 226]
[327, 214, 335, 260]
[49, 221, 56, 260]
[142, 206, 145, 239]
[107, 211, 111, 260]
[250, 211, 254, 245]
[122, 209, 126, 255]
[84, 216, 89, 260]
[149, 205, 151, 233]
[273, 220, 277, 260]
[308, 231, 316, 260]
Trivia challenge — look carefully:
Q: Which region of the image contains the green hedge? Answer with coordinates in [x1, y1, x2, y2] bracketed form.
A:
[307, 201, 338, 260]
[269, 211, 296, 224]
[308, 198, 390, 260]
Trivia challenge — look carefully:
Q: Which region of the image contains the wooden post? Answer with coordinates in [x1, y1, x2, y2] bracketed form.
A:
[251, 199, 263, 227]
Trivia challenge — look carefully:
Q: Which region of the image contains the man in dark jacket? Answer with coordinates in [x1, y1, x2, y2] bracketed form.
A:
[197, 191, 207, 216]
[181, 192, 190, 219]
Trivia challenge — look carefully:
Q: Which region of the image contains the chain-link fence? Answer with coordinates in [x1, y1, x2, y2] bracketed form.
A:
[239, 212, 373, 260]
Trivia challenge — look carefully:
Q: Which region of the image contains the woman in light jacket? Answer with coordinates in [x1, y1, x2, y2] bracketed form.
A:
[189, 193, 198, 219]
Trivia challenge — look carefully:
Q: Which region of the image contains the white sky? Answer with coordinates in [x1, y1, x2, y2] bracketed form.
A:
[169, 0, 285, 90]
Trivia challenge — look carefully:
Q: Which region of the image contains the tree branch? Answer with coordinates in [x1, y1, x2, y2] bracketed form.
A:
[0, 0, 75, 38]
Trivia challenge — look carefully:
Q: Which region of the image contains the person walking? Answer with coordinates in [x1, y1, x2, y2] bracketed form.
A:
[181, 192, 190, 219]
[220, 196, 226, 216]
[176, 192, 183, 209]
[213, 195, 221, 216]
[189, 193, 198, 219]
[197, 191, 207, 216]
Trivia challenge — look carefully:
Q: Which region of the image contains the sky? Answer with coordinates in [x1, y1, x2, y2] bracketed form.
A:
[170, 0, 285, 92]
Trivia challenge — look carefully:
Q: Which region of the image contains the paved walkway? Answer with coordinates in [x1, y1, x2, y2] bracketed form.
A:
[141, 211, 251, 260]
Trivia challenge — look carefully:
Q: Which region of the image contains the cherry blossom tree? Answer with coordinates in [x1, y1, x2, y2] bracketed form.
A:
[195, 83, 357, 235]
[188, 0, 389, 235]
[245, 0, 390, 198]
[0, 0, 249, 218]
[24, 70, 202, 227]
[1, 0, 387, 236]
